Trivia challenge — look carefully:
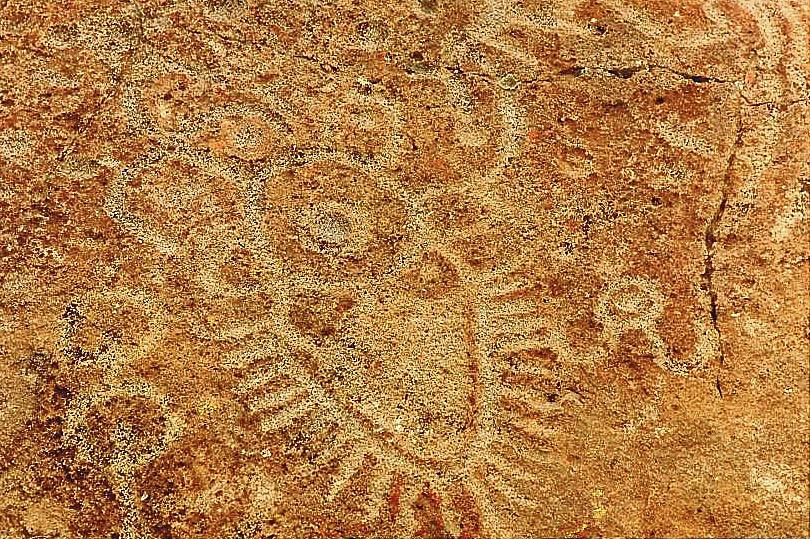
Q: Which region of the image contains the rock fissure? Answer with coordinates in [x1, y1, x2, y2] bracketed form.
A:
[702, 109, 745, 371]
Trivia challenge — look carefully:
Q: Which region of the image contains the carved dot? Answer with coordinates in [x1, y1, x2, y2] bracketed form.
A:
[596, 277, 665, 332]
[613, 287, 657, 316]
[294, 202, 371, 257]
[311, 210, 353, 250]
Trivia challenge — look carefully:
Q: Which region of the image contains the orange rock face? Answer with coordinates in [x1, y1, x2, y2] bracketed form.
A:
[0, 1, 808, 538]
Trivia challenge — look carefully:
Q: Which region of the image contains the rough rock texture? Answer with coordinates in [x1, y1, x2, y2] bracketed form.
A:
[0, 1, 808, 538]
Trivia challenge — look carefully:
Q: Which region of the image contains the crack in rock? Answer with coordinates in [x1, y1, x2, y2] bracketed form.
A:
[555, 63, 737, 84]
[702, 107, 745, 371]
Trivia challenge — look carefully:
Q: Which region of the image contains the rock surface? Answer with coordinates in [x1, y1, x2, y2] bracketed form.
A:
[0, 0, 808, 537]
